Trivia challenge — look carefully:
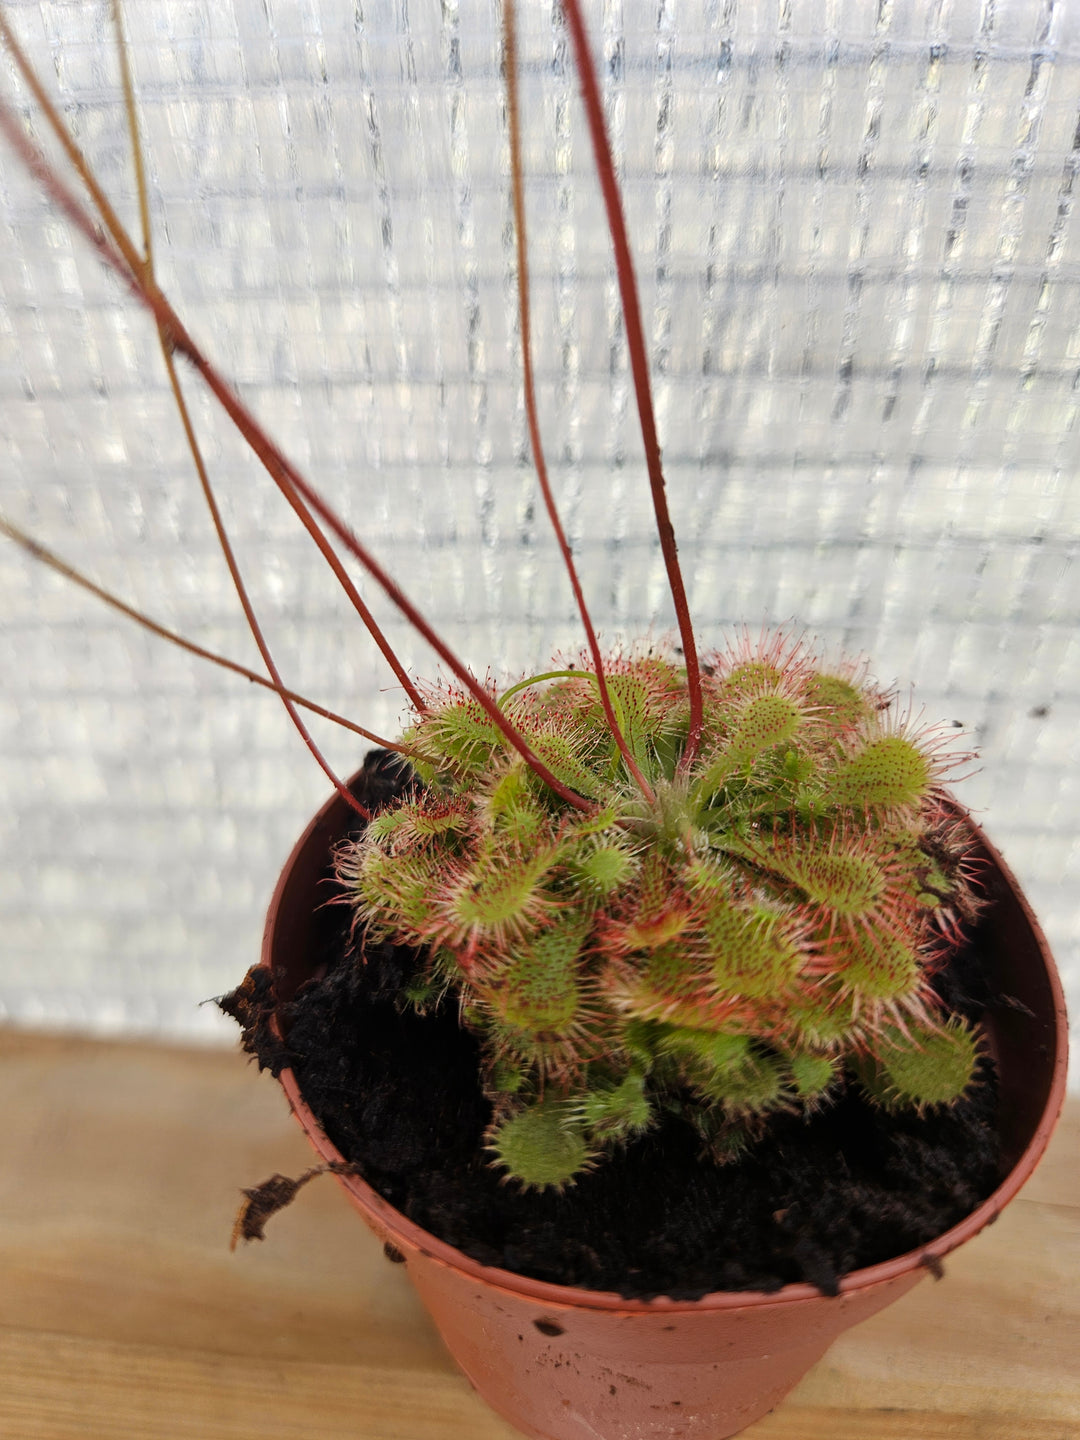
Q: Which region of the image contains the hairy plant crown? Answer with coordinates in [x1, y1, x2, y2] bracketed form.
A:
[340, 633, 983, 1189]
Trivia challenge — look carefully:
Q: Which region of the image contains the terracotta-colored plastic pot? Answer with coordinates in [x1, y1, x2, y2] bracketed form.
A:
[261, 781, 1068, 1440]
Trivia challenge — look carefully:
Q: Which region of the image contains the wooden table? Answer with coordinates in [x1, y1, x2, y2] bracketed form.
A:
[1, 1028, 1076, 1439]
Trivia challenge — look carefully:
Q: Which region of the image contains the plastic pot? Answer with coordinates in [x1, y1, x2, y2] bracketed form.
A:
[261, 781, 1068, 1440]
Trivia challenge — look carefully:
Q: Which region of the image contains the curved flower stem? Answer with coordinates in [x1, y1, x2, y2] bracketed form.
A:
[0, 8, 428, 718]
[497, 669, 592, 709]
[163, 342, 374, 817]
[109, 2, 370, 819]
[502, 0, 655, 805]
[0, 515, 418, 757]
[109, 0, 153, 271]
[0, 77, 591, 813]
[560, 0, 704, 771]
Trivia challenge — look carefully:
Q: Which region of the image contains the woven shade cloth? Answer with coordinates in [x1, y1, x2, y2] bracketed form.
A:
[0, 0, 1076, 1070]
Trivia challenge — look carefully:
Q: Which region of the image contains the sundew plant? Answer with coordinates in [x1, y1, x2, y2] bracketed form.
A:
[0, 1, 983, 1186]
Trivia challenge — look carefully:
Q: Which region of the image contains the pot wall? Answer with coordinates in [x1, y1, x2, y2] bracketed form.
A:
[403, 1256, 923, 1440]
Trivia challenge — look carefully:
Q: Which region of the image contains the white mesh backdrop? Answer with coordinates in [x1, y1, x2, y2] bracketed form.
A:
[0, 0, 1076, 1077]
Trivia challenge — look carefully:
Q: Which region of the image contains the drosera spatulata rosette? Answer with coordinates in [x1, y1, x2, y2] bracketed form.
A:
[338, 632, 986, 1190]
[0, 4, 987, 1193]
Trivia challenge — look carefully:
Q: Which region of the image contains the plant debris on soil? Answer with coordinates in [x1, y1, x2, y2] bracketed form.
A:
[222, 753, 1002, 1301]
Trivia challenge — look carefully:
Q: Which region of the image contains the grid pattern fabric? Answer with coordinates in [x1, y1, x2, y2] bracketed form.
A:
[0, 0, 1076, 1077]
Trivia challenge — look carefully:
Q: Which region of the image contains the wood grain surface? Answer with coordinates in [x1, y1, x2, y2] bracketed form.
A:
[0, 1028, 1075, 1440]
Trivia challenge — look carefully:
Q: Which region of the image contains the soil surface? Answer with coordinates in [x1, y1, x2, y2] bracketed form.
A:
[223, 752, 1002, 1300]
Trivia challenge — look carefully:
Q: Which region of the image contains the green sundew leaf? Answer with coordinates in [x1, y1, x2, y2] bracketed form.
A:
[490, 1058, 528, 1095]
[684, 855, 738, 898]
[717, 661, 786, 703]
[561, 804, 621, 841]
[489, 797, 547, 851]
[488, 763, 535, 817]
[623, 849, 683, 931]
[401, 949, 462, 1010]
[364, 808, 411, 841]
[639, 944, 688, 990]
[804, 672, 872, 731]
[618, 899, 694, 956]
[859, 1016, 981, 1111]
[578, 1071, 652, 1140]
[358, 849, 441, 938]
[700, 895, 803, 999]
[422, 701, 505, 774]
[826, 736, 932, 810]
[401, 978, 437, 1007]
[634, 654, 687, 694]
[694, 733, 812, 815]
[695, 1048, 787, 1116]
[692, 750, 739, 806]
[571, 842, 636, 897]
[787, 988, 858, 1047]
[499, 920, 588, 1032]
[412, 807, 472, 841]
[622, 944, 710, 1025]
[488, 1102, 590, 1189]
[461, 1000, 486, 1030]
[365, 799, 471, 853]
[802, 853, 886, 915]
[430, 945, 461, 981]
[658, 1025, 753, 1076]
[452, 847, 554, 934]
[728, 836, 886, 918]
[512, 808, 550, 850]
[526, 730, 608, 801]
[728, 694, 804, 762]
[786, 1049, 840, 1100]
[401, 968, 446, 1008]
[730, 748, 818, 821]
[835, 929, 921, 1002]
[622, 1018, 664, 1070]
[782, 748, 817, 785]
[530, 673, 598, 727]
[699, 1119, 754, 1165]
[603, 673, 660, 773]
[653, 725, 687, 782]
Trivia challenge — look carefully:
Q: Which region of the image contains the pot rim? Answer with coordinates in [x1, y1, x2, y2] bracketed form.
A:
[264, 786, 1069, 1316]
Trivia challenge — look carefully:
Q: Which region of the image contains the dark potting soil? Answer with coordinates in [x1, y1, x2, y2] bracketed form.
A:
[224, 751, 1002, 1301]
